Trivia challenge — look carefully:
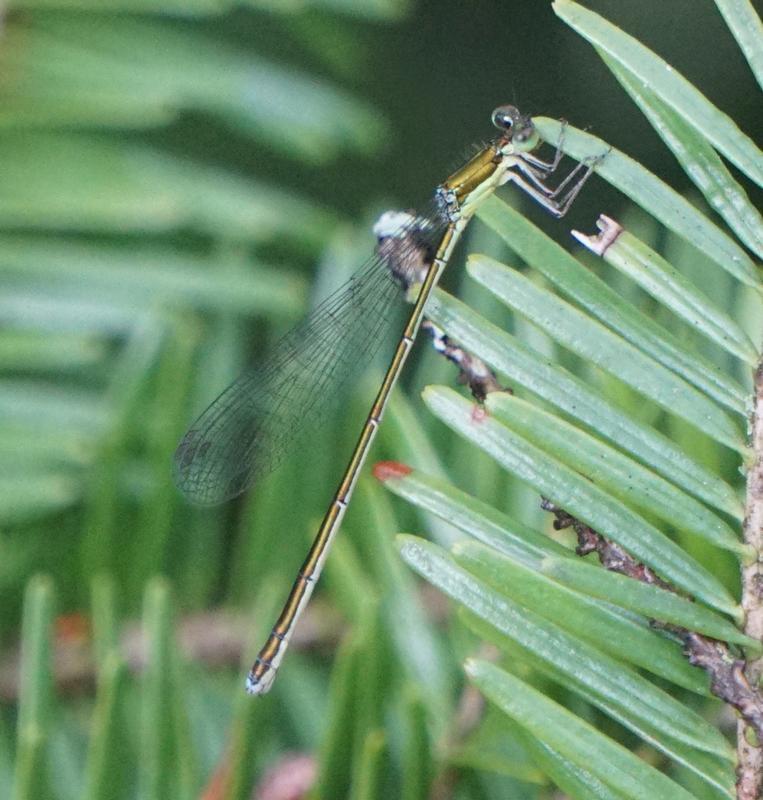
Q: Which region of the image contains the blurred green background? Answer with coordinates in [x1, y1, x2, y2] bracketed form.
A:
[0, 1, 760, 798]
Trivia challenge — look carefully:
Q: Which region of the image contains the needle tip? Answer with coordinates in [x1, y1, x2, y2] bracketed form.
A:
[372, 461, 413, 482]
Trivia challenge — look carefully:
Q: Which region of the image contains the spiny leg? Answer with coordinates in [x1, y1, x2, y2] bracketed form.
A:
[508, 160, 596, 218]
[514, 161, 559, 196]
[512, 135, 610, 217]
[516, 157, 591, 199]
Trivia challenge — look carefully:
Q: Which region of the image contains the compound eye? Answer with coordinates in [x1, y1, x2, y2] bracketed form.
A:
[491, 104, 520, 131]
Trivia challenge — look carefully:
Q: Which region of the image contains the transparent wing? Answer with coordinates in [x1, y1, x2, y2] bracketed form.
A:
[173, 213, 445, 505]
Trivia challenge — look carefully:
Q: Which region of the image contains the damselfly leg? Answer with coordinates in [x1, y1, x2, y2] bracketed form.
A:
[508, 160, 596, 217]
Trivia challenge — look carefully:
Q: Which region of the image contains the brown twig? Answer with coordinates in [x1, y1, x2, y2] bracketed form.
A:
[739, 363, 763, 799]
[421, 320, 506, 402]
[541, 496, 763, 795]
[542, 500, 674, 592]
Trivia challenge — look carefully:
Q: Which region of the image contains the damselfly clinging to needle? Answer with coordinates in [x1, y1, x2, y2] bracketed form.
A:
[174, 105, 601, 695]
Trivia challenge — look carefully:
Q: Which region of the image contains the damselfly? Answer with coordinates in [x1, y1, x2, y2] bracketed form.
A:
[174, 105, 599, 694]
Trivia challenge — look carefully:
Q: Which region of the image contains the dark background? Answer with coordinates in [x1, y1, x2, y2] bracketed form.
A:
[169, 0, 762, 229]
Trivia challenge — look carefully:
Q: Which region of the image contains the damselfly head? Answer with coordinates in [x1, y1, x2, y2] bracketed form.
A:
[491, 104, 539, 153]
[491, 104, 522, 131]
